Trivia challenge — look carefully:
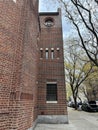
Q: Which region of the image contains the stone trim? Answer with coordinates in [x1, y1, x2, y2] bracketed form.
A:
[37, 115, 68, 124]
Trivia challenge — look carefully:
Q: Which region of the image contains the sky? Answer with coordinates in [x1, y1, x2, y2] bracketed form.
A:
[39, 0, 72, 39]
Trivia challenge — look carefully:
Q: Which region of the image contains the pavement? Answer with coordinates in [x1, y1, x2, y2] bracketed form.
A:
[34, 107, 98, 130]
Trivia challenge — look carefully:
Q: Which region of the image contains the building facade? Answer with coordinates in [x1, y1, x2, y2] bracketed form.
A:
[0, 0, 68, 130]
[38, 9, 68, 123]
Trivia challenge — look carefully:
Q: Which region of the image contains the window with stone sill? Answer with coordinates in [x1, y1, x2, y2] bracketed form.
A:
[46, 83, 57, 103]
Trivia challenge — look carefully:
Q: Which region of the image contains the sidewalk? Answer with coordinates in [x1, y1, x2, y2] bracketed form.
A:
[34, 107, 98, 130]
[34, 107, 76, 130]
[34, 123, 76, 130]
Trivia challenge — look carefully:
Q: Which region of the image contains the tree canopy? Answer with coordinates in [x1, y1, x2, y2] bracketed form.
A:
[64, 37, 93, 109]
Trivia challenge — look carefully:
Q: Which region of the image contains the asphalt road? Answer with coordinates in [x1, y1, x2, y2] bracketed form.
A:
[34, 107, 98, 130]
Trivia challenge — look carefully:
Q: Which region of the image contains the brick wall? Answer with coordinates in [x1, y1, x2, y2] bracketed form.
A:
[0, 1, 67, 129]
[38, 10, 67, 116]
[0, 0, 39, 129]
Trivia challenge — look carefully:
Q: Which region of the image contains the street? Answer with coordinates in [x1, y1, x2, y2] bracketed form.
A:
[34, 107, 98, 130]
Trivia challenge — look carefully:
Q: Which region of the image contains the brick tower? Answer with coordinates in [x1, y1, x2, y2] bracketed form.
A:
[38, 9, 68, 123]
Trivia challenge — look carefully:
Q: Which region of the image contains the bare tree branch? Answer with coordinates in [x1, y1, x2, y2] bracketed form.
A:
[95, 0, 98, 4]
[59, 0, 98, 66]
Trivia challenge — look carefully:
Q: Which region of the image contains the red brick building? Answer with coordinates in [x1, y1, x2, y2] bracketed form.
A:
[0, 0, 68, 130]
[37, 9, 68, 123]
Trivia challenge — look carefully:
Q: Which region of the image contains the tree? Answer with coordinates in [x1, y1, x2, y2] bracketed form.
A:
[58, 0, 98, 67]
[81, 66, 98, 101]
[65, 38, 93, 109]
[66, 83, 72, 101]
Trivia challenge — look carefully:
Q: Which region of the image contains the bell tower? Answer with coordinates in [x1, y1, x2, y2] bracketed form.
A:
[38, 9, 68, 124]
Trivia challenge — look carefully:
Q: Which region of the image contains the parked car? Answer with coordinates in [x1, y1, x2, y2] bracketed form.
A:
[68, 101, 75, 108]
[68, 101, 82, 108]
[77, 101, 82, 107]
[81, 101, 98, 112]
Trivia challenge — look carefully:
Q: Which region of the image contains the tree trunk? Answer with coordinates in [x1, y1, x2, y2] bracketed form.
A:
[73, 97, 78, 110]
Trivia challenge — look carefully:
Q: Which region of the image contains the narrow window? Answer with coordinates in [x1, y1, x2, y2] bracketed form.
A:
[51, 50, 54, 59]
[45, 50, 49, 59]
[46, 84, 57, 101]
[40, 50, 43, 58]
[40, 48, 43, 58]
[57, 48, 60, 58]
